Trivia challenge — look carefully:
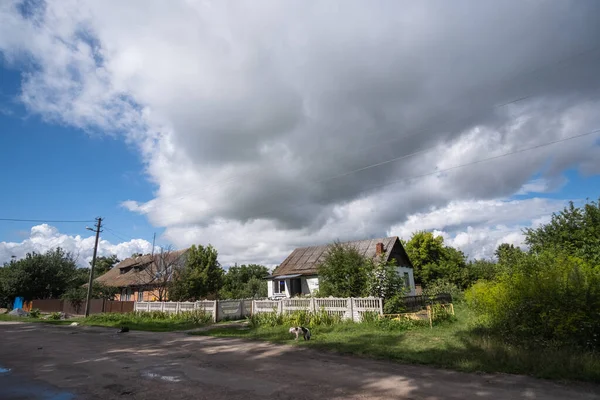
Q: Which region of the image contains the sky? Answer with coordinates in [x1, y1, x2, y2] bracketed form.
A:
[1, 0, 600, 269]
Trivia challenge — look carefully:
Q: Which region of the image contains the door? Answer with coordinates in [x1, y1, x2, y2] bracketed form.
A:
[290, 278, 302, 297]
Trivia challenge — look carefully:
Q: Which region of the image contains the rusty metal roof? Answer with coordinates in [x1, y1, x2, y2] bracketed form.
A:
[271, 236, 403, 277]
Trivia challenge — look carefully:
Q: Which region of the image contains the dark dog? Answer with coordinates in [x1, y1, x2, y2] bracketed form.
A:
[289, 326, 311, 340]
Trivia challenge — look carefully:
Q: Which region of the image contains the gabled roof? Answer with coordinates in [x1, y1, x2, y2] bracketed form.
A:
[272, 236, 406, 277]
[94, 248, 188, 288]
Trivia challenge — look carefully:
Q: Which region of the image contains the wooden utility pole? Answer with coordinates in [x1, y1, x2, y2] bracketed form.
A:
[84, 217, 103, 317]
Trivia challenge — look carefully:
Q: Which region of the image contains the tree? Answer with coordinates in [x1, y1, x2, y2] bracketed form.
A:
[1, 248, 78, 301]
[220, 264, 269, 299]
[524, 199, 600, 264]
[403, 231, 445, 285]
[136, 246, 186, 301]
[169, 244, 224, 301]
[317, 241, 370, 297]
[404, 231, 468, 288]
[93, 255, 120, 277]
[366, 256, 407, 299]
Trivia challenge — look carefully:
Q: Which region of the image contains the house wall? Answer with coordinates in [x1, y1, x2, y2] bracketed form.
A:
[267, 280, 274, 298]
[114, 287, 162, 302]
[305, 276, 319, 294]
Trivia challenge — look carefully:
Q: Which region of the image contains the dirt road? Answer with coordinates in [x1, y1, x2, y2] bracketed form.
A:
[0, 322, 598, 400]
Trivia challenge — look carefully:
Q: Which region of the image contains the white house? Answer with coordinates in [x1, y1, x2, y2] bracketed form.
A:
[266, 236, 416, 298]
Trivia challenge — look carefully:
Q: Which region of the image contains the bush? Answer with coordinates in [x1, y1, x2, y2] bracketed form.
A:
[49, 312, 62, 320]
[248, 309, 344, 328]
[86, 309, 213, 326]
[29, 308, 41, 318]
[466, 251, 600, 349]
[383, 294, 407, 314]
[423, 279, 463, 303]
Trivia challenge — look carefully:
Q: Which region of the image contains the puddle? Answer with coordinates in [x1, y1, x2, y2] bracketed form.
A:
[0, 367, 11, 373]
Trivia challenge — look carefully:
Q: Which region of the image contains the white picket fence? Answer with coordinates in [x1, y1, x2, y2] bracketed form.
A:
[252, 297, 383, 322]
[134, 297, 382, 322]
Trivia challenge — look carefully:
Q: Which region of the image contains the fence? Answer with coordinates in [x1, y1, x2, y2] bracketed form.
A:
[252, 297, 383, 322]
[31, 299, 135, 315]
[399, 293, 453, 312]
[134, 300, 219, 322]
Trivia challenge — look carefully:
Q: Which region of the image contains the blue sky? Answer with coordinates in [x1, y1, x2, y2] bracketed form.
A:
[0, 64, 163, 247]
[0, 1, 599, 268]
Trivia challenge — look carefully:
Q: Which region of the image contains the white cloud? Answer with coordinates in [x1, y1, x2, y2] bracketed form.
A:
[0, 224, 153, 268]
[388, 198, 565, 259]
[1, 1, 599, 266]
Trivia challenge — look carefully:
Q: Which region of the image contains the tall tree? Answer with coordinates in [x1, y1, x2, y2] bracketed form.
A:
[137, 246, 186, 301]
[220, 264, 269, 299]
[1, 248, 78, 301]
[93, 255, 120, 277]
[169, 244, 224, 301]
[524, 199, 600, 264]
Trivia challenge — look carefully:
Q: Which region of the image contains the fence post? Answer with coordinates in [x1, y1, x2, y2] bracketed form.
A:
[161, 302, 165, 312]
[310, 297, 316, 312]
[278, 300, 283, 315]
[378, 298, 383, 316]
[176, 302, 180, 314]
[349, 298, 354, 322]
[252, 300, 256, 315]
[214, 300, 218, 322]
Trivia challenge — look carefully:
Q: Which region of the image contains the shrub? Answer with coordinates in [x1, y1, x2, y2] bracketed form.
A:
[49, 312, 62, 320]
[423, 279, 463, 303]
[29, 308, 41, 318]
[466, 251, 600, 349]
[383, 294, 407, 314]
[86, 309, 213, 325]
[248, 309, 343, 328]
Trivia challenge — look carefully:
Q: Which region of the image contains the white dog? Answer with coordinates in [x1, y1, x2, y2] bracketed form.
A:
[289, 326, 311, 341]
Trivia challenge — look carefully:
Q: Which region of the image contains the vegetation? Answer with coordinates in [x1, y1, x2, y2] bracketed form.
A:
[169, 244, 224, 301]
[317, 242, 408, 312]
[93, 255, 120, 277]
[199, 304, 600, 382]
[0, 248, 79, 306]
[220, 264, 268, 299]
[84, 310, 213, 331]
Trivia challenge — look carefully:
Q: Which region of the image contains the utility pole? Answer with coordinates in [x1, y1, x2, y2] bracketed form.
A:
[85, 217, 103, 317]
[151, 232, 156, 258]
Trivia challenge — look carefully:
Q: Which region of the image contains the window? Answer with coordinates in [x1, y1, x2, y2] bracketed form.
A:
[138, 290, 144, 302]
[121, 288, 133, 301]
[403, 272, 410, 288]
[274, 280, 286, 294]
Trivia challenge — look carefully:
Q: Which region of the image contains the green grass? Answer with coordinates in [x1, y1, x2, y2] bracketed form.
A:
[195, 305, 600, 383]
[0, 310, 212, 332]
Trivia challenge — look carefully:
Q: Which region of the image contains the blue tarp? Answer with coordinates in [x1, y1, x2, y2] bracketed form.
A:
[13, 297, 24, 310]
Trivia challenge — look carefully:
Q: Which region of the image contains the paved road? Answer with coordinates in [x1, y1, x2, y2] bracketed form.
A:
[0, 322, 599, 400]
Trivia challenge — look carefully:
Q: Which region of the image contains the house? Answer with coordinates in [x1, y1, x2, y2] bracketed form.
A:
[94, 249, 188, 301]
[266, 236, 416, 299]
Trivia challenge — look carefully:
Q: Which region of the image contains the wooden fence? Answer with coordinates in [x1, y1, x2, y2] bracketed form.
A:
[31, 299, 134, 315]
[399, 293, 453, 312]
[253, 297, 383, 322]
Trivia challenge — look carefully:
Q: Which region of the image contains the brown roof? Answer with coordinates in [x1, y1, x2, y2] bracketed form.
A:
[94, 249, 188, 288]
[272, 236, 407, 277]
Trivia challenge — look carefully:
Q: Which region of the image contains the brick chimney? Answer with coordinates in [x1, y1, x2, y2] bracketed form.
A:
[375, 242, 384, 256]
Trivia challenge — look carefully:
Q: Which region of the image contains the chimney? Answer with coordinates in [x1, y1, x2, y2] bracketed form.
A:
[375, 242, 384, 256]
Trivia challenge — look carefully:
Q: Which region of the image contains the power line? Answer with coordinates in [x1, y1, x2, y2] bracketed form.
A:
[0, 218, 94, 223]
[241, 127, 600, 222]
[169, 42, 600, 202]
[103, 226, 135, 243]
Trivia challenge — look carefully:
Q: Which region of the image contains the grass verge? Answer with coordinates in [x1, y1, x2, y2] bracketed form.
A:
[0, 310, 213, 332]
[194, 305, 600, 383]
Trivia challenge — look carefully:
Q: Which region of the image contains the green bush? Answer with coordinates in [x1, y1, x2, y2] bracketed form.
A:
[466, 251, 600, 349]
[29, 308, 41, 318]
[423, 279, 463, 303]
[49, 312, 62, 320]
[382, 294, 407, 314]
[86, 309, 213, 325]
[248, 309, 343, 328]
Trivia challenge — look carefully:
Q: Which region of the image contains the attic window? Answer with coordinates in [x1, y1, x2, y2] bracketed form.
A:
[120, 267, 133, 274]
